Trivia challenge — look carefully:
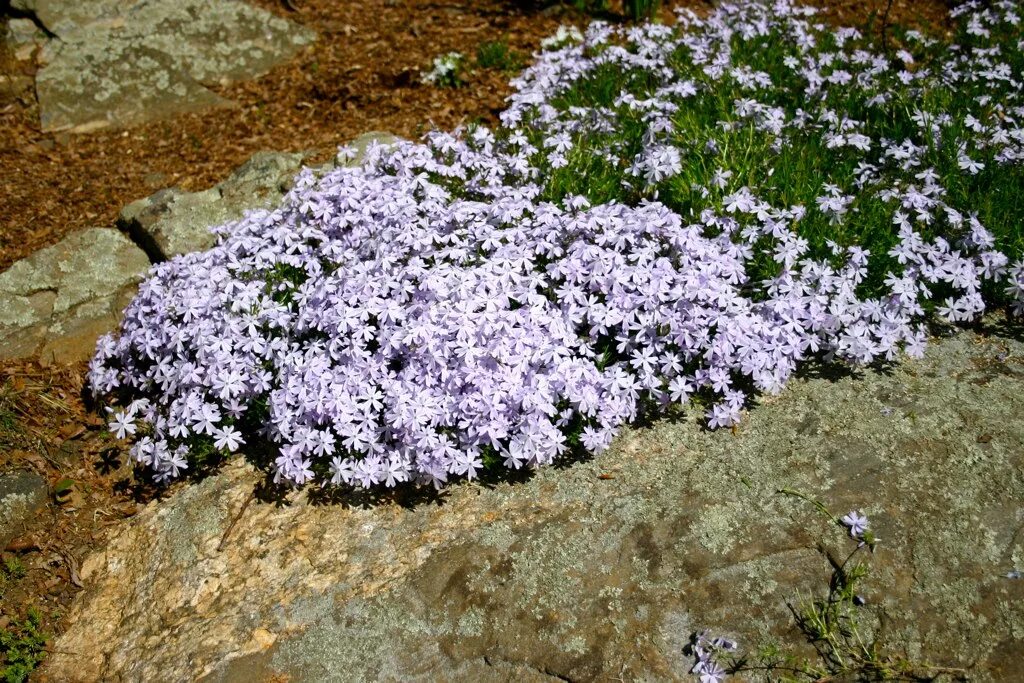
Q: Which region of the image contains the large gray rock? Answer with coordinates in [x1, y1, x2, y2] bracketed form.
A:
[32, 0, 315, 133]
[0, 471, 48, 547]
[0, 228, 150, 363]
[119, 134, 401, 260]
[38, 326, 1024, 682]
[118, 151, 308, 261]
[11, 0, 136, 36]
[3, 17, 47, 61]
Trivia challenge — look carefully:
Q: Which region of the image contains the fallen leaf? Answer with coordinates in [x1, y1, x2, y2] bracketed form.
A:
[5, 536, 39, 553]
[59, 423, 86, 441]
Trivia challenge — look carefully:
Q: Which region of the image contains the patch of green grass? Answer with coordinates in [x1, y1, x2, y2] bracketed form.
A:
[423, 52, 467, 88]
[0, 380, 21, 443]
[477, 39, 524, 73]
[1, 558, 25, 582]
[623, 0, 659, 21]
[0, 409, 15, 434]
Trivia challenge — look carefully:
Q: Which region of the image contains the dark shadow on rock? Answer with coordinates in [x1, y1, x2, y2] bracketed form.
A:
[0, 1, 58, 39]
[551, 441, 597, 471]
[793, 359, 868, 383]
[922, 311, 1024, 343]
[112, 474, 168, 506]
[475, 461, 538, 487]
[972, 311, 1024, 342]
[252, 474, 292, 507]
[793, 353, 902, 383]
[304, 479, 449, 510]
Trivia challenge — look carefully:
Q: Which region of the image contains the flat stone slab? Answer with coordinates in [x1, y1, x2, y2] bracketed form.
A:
[11, 0, 136, 37]
[38, 43, 233, 134]
[118, 151, 308, 260]
[37, 326, 1024, 682]
[0, 228, 150, 363]
[0, 470, 48, 548]
[119, 133, 400, 260]
[3, 17, 48, 60]
[32, 0, 315, 133]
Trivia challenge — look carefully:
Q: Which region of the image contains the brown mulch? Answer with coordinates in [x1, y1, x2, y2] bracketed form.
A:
[0, 0, 951, 667]
[0, 363, 143, 652]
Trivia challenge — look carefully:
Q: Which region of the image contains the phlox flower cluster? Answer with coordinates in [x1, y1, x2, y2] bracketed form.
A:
[91, 0, 1024, 489]
[422, 52, 465, 87]
[502, 0, 1024, 314]
[687, 631, 737, 683]
[540, 24, 584, 50]
[90, 136, 815, 486]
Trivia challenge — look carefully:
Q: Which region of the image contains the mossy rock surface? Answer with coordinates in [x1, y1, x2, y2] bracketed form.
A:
[0, 470, 48, 548]
[0, 133, 400, 364]
[118, 133, 401, 260]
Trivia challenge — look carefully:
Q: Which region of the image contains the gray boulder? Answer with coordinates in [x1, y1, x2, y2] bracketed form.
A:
[0, 470, 48, 548]
[37, 326, 1024, 682]
[0, 134, 398, 365]
[3, 17, 48, 60]
[118, 151, 308, 261]
[0, 228, 150, 363]
[10, 0, 136, 37]
[32, 0, 315, 133]
[119, 133, 401, 260]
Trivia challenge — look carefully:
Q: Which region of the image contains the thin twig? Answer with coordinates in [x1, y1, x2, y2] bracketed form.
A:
[217, 489, 255, 552]
[778, 488, 835, 523]
[880, 0, 896, 55]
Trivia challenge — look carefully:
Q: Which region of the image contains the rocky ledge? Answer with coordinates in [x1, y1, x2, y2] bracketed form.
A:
[36, 325, 1024, 682]
[0, 228, 149, 364]
[119, 132, 399, 261]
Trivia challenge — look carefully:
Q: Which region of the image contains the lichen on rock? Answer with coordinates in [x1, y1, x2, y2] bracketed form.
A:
[31, 0, 316, 133]
[37, 326, 1024, 682]
[0, 228, 150, 363]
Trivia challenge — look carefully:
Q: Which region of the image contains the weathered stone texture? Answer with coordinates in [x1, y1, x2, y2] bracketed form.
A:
[0, 470, 48, 547]
[119, 134, 400, 260]
[0, 228, 149, 363]
[37, 326, 1024, 682]
[30, 0, 315, 133]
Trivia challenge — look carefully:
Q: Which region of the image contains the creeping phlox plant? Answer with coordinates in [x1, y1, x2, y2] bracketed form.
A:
[688, 495, 966, 681]
[91, 0, 1024, 490]
[422, 52, 467, 88]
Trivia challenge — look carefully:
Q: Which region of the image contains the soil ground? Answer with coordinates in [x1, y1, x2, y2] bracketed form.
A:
[0, 0, 953, 673]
